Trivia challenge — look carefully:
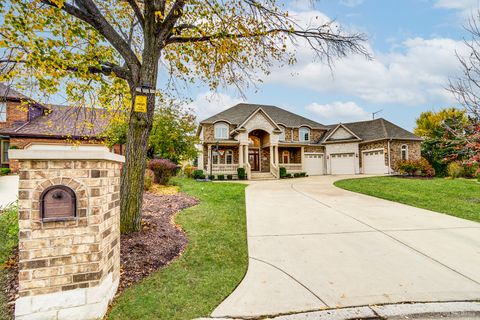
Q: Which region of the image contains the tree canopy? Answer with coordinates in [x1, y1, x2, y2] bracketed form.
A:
[0, 0, 369, 233]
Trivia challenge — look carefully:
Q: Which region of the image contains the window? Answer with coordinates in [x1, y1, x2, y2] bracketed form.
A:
[0, 102, 6, 122]
[212, 153, 219, 164]
[225, 150, 233, 164]
[299, 127, 310, 142]
[214, 122, 229, 139]
[401, 144, 408, 160]
[1, 141, 9, 164]
[279, 126, 285, 141]
[282, 151, 290, 164]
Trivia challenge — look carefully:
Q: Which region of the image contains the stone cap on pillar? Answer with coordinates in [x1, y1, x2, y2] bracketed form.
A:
[9, 144, 125, 163]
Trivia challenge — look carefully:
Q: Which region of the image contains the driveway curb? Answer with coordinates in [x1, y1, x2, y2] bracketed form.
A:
[197, 301, 480, 319]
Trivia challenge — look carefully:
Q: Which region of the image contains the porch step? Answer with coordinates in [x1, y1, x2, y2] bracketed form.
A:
[250, 172, 276, 180]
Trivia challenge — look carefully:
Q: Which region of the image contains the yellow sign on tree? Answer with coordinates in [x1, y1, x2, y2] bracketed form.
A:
[134, 95, 147, 113]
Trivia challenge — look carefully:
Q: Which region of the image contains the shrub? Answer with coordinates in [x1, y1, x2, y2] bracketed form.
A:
[447, 161, 464, 179]
[193, 169, 204, 179]
[0, 168, 11, 176]
[395, 158, 435, 177]
[237, 167, 246, 180]
[299, 172, 307, 177]
[144, 169, 154, 191]
[227, 174, 233, 180]
[208, 174, 215, 180]
[279, 167, 287, 178]
[287, 173, 293, 178]
[183, 165, 195, 178]
[217, 174, 225, 180]
[294, 172, 300, 177]
[148, 159, 177, 185]
[0, 204, 19, 264]
[463, 163, 479, 178]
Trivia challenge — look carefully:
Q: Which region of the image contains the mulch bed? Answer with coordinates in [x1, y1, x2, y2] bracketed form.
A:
[118, 191, 199, 293]
[2, 249, 18, 319]
[2, 191, 199, 319]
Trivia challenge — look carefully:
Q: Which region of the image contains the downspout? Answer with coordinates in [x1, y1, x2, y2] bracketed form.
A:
[387, 139, 392, 175]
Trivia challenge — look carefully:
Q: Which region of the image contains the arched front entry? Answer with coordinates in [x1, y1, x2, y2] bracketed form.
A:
[248, 129, 270, 172]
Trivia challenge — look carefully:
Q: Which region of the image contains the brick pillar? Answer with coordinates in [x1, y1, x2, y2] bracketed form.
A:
[9, 147, 124, 320]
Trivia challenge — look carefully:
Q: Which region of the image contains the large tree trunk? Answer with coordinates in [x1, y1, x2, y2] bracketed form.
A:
[120, 44, 159, 233]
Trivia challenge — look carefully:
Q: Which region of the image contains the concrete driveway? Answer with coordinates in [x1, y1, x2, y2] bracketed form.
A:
[212, 176, 480, 318]
[0, 175, 18, 209]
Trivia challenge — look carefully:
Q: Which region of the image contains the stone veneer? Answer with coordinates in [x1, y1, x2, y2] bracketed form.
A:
[9, 148, 124, 320]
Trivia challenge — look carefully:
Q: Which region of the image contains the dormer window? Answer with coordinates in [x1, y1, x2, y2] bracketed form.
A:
[0, 102, 6, 122]
[299, 127, 310, 142]
[214, 122, 229, 139]
[279, 126, 285, 141]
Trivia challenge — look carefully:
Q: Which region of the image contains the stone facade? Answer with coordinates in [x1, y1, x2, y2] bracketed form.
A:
[10, 148, 123, 320]
[359, 140, 422, 170]
[390, 140, 421, 168]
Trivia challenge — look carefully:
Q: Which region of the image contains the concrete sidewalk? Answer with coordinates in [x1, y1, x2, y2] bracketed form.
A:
[0, 175, 18, 209]
[211, 176, 480, 319]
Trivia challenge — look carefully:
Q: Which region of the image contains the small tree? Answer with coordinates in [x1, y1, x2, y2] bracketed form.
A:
[415, 108, 469, 176]
[149, 102, 198, 163]
[447, 12, 480, 176]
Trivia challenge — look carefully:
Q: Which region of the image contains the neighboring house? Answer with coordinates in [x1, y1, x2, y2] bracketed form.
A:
[197, 103, 422, 179]
[0, 83, 124, 171]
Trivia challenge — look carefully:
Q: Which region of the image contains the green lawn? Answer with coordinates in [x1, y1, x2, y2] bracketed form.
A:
[0, 204, 19, 320]
[108, 178, 248, 320]
[335, 177, 480, 223]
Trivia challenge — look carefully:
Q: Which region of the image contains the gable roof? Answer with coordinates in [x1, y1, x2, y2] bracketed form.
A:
[0, 104, 110, 139]
[322, 123, 362, 143]
[201, 103, 328, 129]
[324, 118, 422, 142]
[0, 83, 32, 101]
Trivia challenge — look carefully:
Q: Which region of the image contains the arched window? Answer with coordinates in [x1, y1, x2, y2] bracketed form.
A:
[225, 149, 233, 164]
[282, 151, 290, 164]
[401, 144, 408, 160]
[214, 122, 229, 139]
[299, 127, 310, 142]
[279, 126, 286, 141]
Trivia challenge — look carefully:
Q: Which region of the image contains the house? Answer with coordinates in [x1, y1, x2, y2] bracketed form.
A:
[196, 103, 422, 179]
[0, 83, 124, 171]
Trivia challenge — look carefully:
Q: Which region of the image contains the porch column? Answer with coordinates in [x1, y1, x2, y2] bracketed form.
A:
[274, 145, 279, 166]
[244, 145, 248, 164]
[239, 144, 244, 167]
[207, 145, 212, 174]
[301, 146, 305, 171]
[269, 145, 273, 165]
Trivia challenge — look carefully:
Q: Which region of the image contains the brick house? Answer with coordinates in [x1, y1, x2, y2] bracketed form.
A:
[197, 103, 422, 179]
[0, 83, 124, 171]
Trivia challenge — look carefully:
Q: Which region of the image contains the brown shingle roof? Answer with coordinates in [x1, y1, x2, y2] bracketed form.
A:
[201, 103, 328, 129]
[0, 83, 32, 101]
[0, 104, 110, 139]
[321, 118, 421, 142]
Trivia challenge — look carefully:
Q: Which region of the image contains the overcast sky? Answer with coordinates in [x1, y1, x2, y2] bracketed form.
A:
[185, 0, 478, 130]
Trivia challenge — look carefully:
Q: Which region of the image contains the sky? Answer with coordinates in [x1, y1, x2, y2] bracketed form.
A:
[185, 0, 479, 130]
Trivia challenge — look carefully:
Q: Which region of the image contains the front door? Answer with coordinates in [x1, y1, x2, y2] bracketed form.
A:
[249, 149, 260, 171]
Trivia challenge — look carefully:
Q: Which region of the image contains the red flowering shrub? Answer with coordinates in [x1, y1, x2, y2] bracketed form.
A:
[148, 159, 177, 185]
[395, 158, 435, 177]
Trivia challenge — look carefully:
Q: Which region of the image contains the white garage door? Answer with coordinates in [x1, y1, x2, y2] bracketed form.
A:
[330, 153, 355, 174]
[363, 150, 385, 174]
[304, 153, 324, 175]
